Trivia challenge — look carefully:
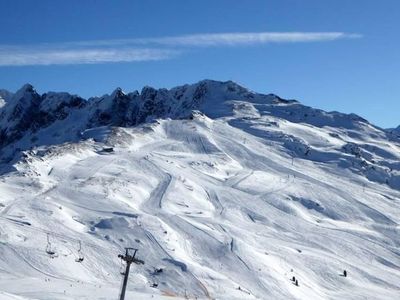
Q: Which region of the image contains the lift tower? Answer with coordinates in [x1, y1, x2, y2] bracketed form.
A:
[118, 248, 144, 300]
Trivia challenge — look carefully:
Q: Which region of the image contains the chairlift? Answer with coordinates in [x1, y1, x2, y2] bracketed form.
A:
[75, 240, 84, 263]
[119, 257, 125, 275]
[45, 233, 57, 257]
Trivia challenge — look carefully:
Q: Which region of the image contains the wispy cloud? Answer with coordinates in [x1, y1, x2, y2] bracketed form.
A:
[0, 48, 178, 66]
[138, 32, 362, 47]
[0, 32, 361, 66]
[59, 32, 362, 48]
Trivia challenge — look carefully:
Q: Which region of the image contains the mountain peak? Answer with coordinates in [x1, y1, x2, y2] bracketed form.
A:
[0, 89, 13, 106]
[110, 87, 125, 98]
[12, 84, 40, 105]
[16, 83, 35, 94]
[193, 79, 249, 93]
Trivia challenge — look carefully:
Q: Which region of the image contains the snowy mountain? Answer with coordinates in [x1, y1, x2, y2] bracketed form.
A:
[0, 80, 399, 299]
[386, 125, 400, 138]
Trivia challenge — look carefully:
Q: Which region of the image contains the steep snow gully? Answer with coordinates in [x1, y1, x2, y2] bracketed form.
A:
[0, 80, 399, 299]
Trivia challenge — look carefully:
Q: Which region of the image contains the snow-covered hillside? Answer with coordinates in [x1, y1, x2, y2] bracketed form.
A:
[0, 80, 399, 299]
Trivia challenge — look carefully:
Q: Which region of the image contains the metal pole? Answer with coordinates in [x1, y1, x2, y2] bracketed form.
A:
[120, 258, 131, 300]
[118, 248, 144, 300]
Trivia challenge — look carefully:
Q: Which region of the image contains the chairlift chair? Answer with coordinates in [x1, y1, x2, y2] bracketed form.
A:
[45, 233, 57, 257]
[75, 241, 84, 263]
[119, 256, 126, 275]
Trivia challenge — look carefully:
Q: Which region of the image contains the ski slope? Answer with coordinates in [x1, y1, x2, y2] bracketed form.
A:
[0, 81, 399, 299]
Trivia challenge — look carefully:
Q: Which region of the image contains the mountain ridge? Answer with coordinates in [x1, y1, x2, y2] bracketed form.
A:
[0, 80, 374, 149]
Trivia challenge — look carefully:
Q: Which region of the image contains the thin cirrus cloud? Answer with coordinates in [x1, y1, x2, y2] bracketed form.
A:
[0, 32, 361, 66]
[0, 48, 179, 66]
[136, 31, 362, 47]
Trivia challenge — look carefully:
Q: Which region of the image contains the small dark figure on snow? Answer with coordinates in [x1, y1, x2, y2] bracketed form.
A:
[295, 279, 299, 286]
[292, 276, 296, 282]
[343, 270, 347, 277]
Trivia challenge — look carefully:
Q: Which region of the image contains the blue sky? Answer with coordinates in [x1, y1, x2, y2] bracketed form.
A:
[0, 0, 399, 128]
